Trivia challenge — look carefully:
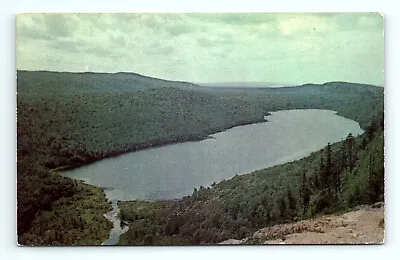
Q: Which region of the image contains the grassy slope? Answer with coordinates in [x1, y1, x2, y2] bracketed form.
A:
[17, 70, 383, 245]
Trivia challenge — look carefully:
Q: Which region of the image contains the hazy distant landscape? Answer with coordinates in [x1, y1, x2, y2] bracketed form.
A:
[16, 13, 384, 246]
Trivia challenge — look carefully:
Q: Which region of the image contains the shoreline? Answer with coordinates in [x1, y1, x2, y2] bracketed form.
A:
[48, 109, 372, 245]
[56, 109, 363, 203]
[58, 110, 364, 205]
[50, 114, 271, 245]
[54, 116, 269, 173]
[54, 109, 363, 174]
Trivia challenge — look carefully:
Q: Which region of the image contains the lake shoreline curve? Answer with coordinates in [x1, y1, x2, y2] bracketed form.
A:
[52, 115, 270, 173]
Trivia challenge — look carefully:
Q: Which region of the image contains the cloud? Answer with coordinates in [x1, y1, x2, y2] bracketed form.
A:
[47, 38, 83, 53]
[165, 23, 192, 36]
[188, 13, 276, 25]
[16, 14, 51, 40]
[43, 14, 79, 38]
[16, 13, 384, 86]
[145, 44, 175, 55]
[106, 30, 127, 47]
[196, 28, 237, 48]
[277, 15, 333, 36]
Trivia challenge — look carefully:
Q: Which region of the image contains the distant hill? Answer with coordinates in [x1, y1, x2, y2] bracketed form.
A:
[199, 81, 382, 89]
[18, 70, 382, 96]
[17, 70, 200, 95]
[198, 82, 287, 88]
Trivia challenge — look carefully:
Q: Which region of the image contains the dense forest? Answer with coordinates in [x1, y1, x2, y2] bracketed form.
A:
[117, 113, 384, 245]
[17, 70, 383, 245]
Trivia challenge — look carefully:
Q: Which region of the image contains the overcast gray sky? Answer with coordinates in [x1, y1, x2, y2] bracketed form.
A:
[16, 13, 384, 85]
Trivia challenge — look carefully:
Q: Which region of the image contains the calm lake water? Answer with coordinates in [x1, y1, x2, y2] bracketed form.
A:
[62, 109, 363, 201]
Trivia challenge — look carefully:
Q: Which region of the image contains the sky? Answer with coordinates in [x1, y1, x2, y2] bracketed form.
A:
[16, 13, 384, 85]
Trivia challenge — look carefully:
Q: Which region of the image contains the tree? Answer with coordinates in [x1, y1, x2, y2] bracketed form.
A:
[278, 196, 286, 219]
[300, 171, 311, 216]
[367, 153, 384, 203]
[319, 143, 333, 190]
[325, 143, 333, 187]
[286, 187, 297, 217]
[346, 133, 355, 172]
[164, 214, 182, 235]
[313, 167, 320, 190]
[144, 235, 153, 245]
[318, 158, 325, 188]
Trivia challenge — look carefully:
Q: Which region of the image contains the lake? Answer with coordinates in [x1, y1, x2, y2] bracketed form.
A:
[62, 109, 363, 201]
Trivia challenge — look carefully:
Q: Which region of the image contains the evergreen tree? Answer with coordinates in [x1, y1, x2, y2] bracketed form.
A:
[300, 171, 311, 216]
[286, 187, 297, 217]
[325, 143, 332, 185]
[319, 157, 325, 188]
[278, 196, 286, 219]
[313, 167, 320, 190]
[346, 133, 355, 172]
[320, 143, 333, 190]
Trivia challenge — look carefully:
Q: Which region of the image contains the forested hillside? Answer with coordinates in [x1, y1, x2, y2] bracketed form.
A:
[118, 113, 384, 245]
[17, 70, 383, 245]
[17, 70, 199, 95]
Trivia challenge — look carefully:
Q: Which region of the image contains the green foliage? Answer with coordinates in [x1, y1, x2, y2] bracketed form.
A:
[340, 127, 384, 207]
[17, 70, 383, 245]
[118, 113, 384, 245]
[117, 201, 186, 245]
[18, 182, 112, 245]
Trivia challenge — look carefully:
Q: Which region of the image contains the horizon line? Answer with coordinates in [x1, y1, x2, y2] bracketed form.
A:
[16, 69, 383, 88]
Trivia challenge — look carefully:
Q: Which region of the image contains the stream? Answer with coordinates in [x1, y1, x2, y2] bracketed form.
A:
[101, 199, 129, 245]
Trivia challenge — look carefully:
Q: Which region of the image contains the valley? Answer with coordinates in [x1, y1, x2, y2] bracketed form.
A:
[16, 70, 384, 245]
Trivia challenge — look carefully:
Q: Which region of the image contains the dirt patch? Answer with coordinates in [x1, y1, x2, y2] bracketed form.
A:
[220, 204, 384, 245]
[259, 205, 384, 244]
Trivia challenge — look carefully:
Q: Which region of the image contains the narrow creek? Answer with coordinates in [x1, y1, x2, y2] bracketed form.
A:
[101, 199, 129, 245]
